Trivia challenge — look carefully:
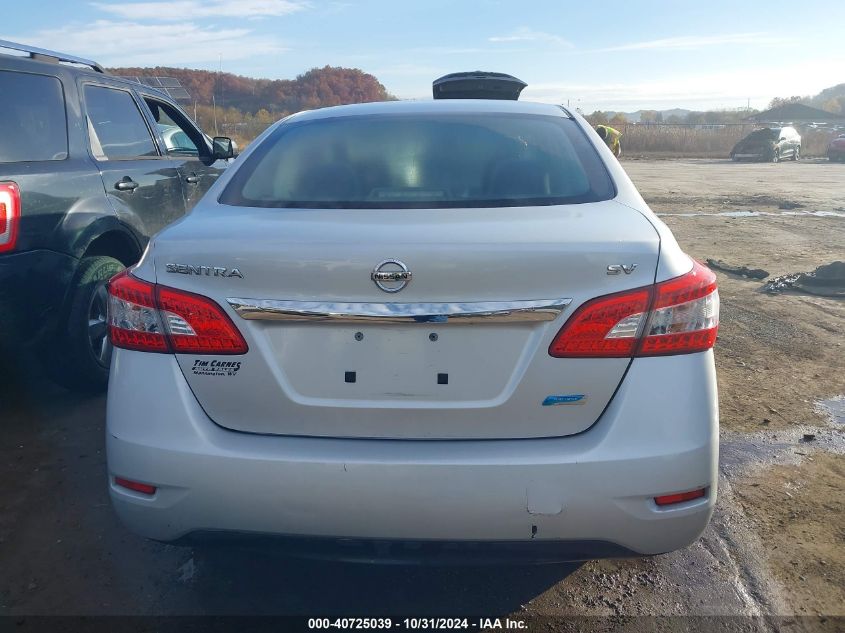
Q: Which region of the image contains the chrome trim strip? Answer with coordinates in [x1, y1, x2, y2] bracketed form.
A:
[227, 298, 572, 324]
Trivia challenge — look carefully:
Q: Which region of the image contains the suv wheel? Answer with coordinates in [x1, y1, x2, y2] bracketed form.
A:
[46, 256, 125, 393]
[793, 146, 800, 161]
[772, 150, 780, 163]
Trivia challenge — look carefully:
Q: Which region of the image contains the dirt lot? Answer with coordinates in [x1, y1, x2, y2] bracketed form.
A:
[625, 157, 845, 215]
[625, 158, 845, 621]
[1, 158, 843, 629]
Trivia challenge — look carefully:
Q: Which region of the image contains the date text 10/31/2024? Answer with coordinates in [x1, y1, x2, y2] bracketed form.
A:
[307, 618, 528, 630]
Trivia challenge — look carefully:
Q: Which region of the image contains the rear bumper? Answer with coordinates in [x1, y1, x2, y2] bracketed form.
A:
[731, 152, 772, 161]
[0, 249, 77, 348]
[172, 532, 639, 565]
[106, 350, 718, 559]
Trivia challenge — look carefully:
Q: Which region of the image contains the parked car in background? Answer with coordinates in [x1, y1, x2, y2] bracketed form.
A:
[827, 134, 845, 161]
[106, 86, 720, 562]
[730, 126, 801, 162]
[0, 40, 235, 392]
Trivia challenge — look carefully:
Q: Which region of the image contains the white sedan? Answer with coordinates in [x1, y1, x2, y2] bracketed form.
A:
[105, 97, 719, 563]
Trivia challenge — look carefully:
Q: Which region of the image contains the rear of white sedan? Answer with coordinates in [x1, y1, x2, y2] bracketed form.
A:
[105, 99, 719, 562]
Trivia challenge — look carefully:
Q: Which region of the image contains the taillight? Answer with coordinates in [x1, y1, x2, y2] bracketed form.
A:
[107, 270, 248, 354]
[547, 288, 652, 358]
[639, 260, 719, 356]
[157, 285, 250, 354]
[107, 271, 168, 352]
[549, 260, 719, 358]
[0, 182, 21, 254]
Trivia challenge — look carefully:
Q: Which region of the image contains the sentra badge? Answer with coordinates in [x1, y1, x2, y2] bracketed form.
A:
[166, 263, 243, 278]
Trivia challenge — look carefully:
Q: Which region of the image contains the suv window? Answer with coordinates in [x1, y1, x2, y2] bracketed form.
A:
[220, 113, 615, 209]
[0, 71, 68, 163]
[143, 97, 202, 157]
[84, 85, 157, 160]
[748, 129, 778, 140]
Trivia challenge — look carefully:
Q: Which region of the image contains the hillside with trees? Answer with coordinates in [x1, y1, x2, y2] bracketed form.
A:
[768, 83, 845, 115]
[587, 83, 845, 128]
[107, 65, 394, 143]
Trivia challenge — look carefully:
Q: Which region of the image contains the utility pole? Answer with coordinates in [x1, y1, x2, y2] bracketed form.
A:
[212, 52, 221, 136]
[212, 95, 218, 136]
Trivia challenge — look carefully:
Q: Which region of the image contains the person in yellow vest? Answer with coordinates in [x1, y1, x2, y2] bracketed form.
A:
[596, 124, 622, 157]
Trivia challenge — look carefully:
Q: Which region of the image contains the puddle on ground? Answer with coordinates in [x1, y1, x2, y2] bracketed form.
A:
[720, 423, 845, 479]
[815, 396, 845, 425]
[658, 210, 845, 218]
[720, 434, 797, 477]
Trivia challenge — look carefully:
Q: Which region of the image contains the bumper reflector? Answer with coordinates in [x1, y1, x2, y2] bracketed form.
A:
[654, 488, 706, 506]
[114, 477, 157, 495]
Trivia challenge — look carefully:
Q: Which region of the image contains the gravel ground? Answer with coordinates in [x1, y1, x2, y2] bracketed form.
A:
[1, 159, 843, 629]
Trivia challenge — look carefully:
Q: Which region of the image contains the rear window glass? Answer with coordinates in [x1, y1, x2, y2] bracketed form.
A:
[0, 71, 68, 162]
[220, 113, 615, 209]
[748, 129, 779, 140]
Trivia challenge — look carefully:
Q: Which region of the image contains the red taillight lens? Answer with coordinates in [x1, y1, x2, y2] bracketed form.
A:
[0, 182, 21, 254]
[655, 488, 706, 506]
[114, 477, 157, 495]
[107, 270, 247, 354]
[549, 260, 719, 358]
[549, 288, 652, 358]
[156, 285, 248, 354]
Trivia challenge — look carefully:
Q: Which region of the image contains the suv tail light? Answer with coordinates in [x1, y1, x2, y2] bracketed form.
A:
[0, 182, 21, 254]
[107, 270, 248, 354]
[549, 260, 718, 358]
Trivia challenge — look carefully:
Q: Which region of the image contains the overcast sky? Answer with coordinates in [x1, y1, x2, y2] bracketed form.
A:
[3, 0, 844, 112]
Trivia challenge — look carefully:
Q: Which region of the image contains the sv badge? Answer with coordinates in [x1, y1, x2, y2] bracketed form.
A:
[607, 264, 638, 275]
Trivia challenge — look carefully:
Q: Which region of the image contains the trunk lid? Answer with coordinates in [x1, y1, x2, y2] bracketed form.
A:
[152, 201, 659, 439]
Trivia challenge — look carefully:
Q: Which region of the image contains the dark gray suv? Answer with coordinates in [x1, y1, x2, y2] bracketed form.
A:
[730, 126, 801, 162]
[0, 40, 234, 391]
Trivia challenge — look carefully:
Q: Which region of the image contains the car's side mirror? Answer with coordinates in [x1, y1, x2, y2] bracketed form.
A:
[212, 136, 236, 160]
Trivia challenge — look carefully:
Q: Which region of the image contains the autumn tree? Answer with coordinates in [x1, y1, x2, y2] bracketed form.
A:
[639, 110, 659, 123]
[586, 111, 609, 125]
[767, 95, 803, 109]
[609, 113, 628, 126]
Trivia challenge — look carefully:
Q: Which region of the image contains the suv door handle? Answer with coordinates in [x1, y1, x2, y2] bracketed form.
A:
[184, 174, 200, 184]
[114, 177, 139, 192]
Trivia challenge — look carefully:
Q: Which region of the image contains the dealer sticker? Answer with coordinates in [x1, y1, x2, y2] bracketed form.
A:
[191, 359, 242, 377]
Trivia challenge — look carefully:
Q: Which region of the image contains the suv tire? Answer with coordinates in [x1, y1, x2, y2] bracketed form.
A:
[793, 146, 800, 161]
[46, 256, 125, 393]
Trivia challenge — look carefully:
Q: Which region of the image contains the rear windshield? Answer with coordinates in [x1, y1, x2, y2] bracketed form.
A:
[0, 71, 68, 162]
[748, 129, 779, 140]
[219, 113, 615, 209]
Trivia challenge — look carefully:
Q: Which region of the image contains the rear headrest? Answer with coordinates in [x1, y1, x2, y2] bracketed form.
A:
[294, 163, 359, 200]
[485, 158, 549, 198]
